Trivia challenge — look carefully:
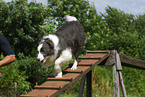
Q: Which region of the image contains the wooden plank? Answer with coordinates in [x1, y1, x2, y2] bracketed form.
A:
[26, 89, 57, 96]
[34, 86, 61, 90]
[78, 64, 92, 66]
[79, 55, 101, 60]
[87, 50, 110, 53]
[47, 73, 80, 82]
[83, 53, 108, 58]
[120, 54, 145, 69]
[47, 74, 75, 81]
[63, 66, 90, 73]
[20, 95, 46, 97]
[40, 81, 69, 87]
[47, 78, 72, 81]
[78, 59, 98, 66]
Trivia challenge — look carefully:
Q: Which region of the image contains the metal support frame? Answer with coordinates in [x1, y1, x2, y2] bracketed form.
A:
[79, 70, 92, 97]
[78, 75, 86, 97]
[86, 70, 92, 97]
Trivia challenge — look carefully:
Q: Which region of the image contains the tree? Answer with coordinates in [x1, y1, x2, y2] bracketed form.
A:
[47, 0, 97, 26]
[0, 0, 48, 56]
[134, 14, 145, 36]
[47, 0, 109, 51]
[104, 6, 135, 34]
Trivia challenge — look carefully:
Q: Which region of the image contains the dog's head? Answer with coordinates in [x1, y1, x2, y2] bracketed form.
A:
[37, 38, 54, 63]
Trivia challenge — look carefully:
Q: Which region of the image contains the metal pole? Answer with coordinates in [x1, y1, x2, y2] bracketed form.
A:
[78, 75, 86, 97]
[86, 70, 92, 97]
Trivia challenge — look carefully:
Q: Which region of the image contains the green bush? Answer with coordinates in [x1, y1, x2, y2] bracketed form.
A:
[0, 55, 31, 96]
[0, 53, 56, 96]
[17, 53, 55, 87]
[122, 67, 145, 97]
[0, 0, 49, 56]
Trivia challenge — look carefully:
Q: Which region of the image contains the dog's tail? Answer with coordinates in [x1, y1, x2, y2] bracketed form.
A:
[65, 15, 77, 22]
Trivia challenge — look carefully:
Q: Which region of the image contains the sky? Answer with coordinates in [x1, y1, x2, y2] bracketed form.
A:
[4, 0, 145, 15]
[89, 0, 145, 15]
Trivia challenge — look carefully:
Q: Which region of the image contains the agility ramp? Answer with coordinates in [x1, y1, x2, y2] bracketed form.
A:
[20, 50, 110, 97]
[20, 50, 145, 97]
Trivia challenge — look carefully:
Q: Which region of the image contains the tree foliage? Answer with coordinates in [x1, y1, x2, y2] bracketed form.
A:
[0, 0, 48, 56]
[135, 14, 145, 36]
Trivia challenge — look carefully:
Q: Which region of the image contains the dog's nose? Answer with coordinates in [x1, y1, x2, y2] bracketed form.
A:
[37, 59, 40, 61]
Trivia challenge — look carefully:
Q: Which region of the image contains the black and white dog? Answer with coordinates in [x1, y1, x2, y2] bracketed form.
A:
[37, 15, 87, 78]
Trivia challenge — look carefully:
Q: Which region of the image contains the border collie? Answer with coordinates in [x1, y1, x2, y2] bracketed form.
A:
[37, 15, 87, 78]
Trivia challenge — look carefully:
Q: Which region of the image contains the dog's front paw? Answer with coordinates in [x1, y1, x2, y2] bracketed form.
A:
[70, 66, 77, 71]
[55, 72, 62, 78]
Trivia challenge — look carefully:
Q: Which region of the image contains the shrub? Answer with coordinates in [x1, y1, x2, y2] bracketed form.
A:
[0, 0, 49, 56]
[17, 53, 55, 87]
[0, 54, 31, 96]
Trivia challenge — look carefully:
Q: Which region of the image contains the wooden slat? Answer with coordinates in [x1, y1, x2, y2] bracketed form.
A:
[26, 89, 57, 96]
[47, 78, 72, 81]
[87, 50, 110, 53]
[77, 64, 92, 66]
[78, 59, 98, 66]
[79, 54, 101, 59]
[82, 53, 108, 58]
[40, 81, 69, 88]
[63, 66, 90, 73]
[47, 73, 80, 81]
[20, 95, 46, 97]
[34, 86, 61, 90]
[62, 73, 80, 79]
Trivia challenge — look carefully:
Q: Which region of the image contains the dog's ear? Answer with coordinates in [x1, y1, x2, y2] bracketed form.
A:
[45, 39, 54, 49]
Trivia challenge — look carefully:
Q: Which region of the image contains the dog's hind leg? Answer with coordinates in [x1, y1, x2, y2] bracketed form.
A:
[71, 59, 78, 70]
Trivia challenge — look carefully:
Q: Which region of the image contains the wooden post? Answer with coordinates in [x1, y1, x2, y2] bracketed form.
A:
[119, 71, 127, 97]
[79, 75, 86, 97]
[112, 50, 120, 97]
[113, 63, 120, 97]
[86, 70, 92, 97]
[115, 50, 127, 97]
[116, 51, 127, 97]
